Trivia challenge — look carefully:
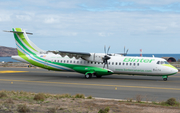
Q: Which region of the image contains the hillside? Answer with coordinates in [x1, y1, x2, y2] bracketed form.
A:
[0, 46, 18, 57]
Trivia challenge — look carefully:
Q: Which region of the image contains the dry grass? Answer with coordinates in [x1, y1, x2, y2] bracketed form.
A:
[0, 90, 179, 113]
[33, 93, 45, 101]
[17, 104, 30, 113]
[136, 94, 143, 103]
[0, 92, 7, 98]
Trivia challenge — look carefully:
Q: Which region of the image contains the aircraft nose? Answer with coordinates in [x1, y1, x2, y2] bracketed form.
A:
[172, 67, 178, 74]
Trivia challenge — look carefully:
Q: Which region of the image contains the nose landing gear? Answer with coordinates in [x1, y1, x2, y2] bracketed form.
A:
[162, 76, 168, 81]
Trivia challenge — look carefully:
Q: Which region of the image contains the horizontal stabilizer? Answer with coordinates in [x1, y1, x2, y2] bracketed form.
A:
[3, 30, 33, 35]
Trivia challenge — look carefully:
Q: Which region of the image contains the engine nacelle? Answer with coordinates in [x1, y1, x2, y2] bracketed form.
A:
[82, 53, 105, 63]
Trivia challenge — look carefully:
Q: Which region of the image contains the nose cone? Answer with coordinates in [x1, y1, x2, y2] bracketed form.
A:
[172, 67, 178, 74]
[162, 64, 178, 75]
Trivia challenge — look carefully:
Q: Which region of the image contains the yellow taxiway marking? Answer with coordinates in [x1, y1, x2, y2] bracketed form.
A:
[0, 79, 180, 91]
[0, 71, 28, 73]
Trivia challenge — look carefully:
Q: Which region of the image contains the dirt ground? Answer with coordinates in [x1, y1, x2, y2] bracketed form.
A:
[0, 97, 180, 113]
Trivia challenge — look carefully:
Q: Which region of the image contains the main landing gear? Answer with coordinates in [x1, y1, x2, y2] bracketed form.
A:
[85, 73, 102, 79]
[162, 76, 168, 81]
[85, 73, 92, 79]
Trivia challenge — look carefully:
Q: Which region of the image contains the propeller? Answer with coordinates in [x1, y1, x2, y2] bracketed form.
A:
[102, 46, 111, 69]
[124, 46, 129, 56]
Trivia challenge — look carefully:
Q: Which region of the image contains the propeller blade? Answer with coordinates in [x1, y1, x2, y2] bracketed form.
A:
[103, 63, 105, 68]
[125, 49, 129, 56]
[126, 49, 129, 53]
[107, 61, 109, 69]
[104, 45, 106, 54]
[124, 46, 125, 55]
[107, 46, 110, 54]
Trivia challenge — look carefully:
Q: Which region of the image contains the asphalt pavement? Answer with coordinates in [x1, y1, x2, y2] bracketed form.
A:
[0, 67, 179, 101]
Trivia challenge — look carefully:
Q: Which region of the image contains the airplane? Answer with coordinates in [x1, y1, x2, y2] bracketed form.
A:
[4, 28, 178, 81]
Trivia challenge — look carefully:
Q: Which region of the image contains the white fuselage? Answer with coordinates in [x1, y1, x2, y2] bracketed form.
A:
[12, 53, 178, 76]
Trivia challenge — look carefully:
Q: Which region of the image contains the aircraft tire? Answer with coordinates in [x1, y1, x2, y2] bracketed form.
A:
[163, 78, 167, 81]
[85, 74, 92, 79]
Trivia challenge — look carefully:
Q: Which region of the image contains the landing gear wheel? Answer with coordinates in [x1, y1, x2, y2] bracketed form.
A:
[96, 75, 102, 78]
[163, 78, 167, 81]
[85, 74, 92, 79]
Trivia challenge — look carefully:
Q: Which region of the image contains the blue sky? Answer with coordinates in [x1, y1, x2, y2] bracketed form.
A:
[0, 0, 180, 53]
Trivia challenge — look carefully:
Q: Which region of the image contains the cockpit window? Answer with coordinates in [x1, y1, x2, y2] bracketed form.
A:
[157, 61, 169, 64]
[161, 61, 164, 64]
[164, 61, 169, 64]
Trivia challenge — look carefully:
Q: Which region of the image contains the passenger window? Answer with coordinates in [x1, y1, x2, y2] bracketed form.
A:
[94, 62, 96, 64]
[137, 63, 139, 66]
[98, 62, 100, 64]
[119, 62, 121, 65]
[116, 62, 118, 65]
[91, 62, 93, 64]
[157, 61, 160, 64]
[112, 62, 114, 65]
[77, 61, 79, 63]
[54, 60, 56, 62]
[80, 61, 82, 64]
[130, 63, 132, 66]
[64, 60, 66, 63]
[84, 61, 86, 64]
[70, 61, 72, 63]
[109, 62, 110, 65]
[87, 61, 89, 63]
[73, 61, 75, 63]
[67, 60, 69, 63]
[126, 63, 128, 65]
[133, 63, 136, 66]
[61, 60, 63, 63]
[123, 63, 125, 65]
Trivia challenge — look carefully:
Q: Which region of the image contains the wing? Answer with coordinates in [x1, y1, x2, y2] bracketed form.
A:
[48, 50, 91, 59]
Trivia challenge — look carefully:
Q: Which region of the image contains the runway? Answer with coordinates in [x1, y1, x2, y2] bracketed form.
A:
[0, 67, 179, 101]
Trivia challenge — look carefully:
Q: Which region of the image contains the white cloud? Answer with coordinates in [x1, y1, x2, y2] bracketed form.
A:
[44, 17, 59, 24]
[0, 0, 180, 53]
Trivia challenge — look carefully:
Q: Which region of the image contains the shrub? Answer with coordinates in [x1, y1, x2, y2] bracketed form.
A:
[17, 104, 30, 113]
[33, 93, 45, 101]
[98, 107, 110, 113]
[0, 92, 7, 98]
[166, 98, 177, 106]
[75, 94, 85, 99]
[136, 95, 143, 103]
[87, 96, 92, 99]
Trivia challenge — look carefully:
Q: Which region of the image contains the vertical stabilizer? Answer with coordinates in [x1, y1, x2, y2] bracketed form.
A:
[12, 28, 45, 55]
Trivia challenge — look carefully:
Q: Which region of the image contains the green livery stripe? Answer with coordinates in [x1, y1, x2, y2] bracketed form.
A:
[14, 28, 38, 52]
[17, 50, 59, 71]
[162, 64, 177, 70]
[13, 29, 47, 62]
[13, 28, 113, 75]
[13, 31, 73, 71]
